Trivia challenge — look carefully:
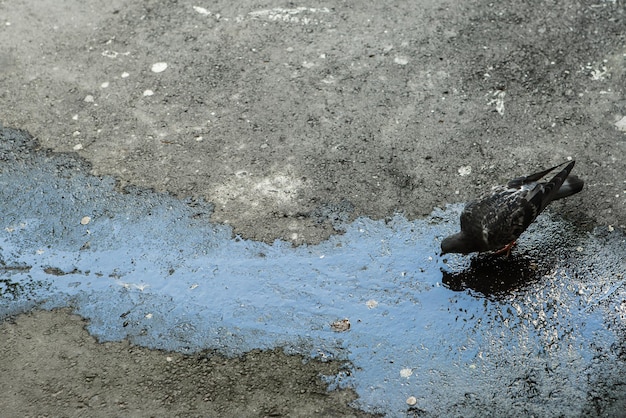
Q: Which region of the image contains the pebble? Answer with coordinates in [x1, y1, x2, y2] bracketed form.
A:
[151, 62, 168, 73]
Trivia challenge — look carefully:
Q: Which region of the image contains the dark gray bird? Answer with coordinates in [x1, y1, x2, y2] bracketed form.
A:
[441, 160, 584, 255]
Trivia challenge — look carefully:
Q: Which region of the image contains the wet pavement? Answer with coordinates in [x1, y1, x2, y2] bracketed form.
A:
[2, 1, 625, 415]
[2, 127, 625, 416]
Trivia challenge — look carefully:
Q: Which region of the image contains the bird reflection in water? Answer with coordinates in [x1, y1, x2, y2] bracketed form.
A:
[441, 254, 548, 299]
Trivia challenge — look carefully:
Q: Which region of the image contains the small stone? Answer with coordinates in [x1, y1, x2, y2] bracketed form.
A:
[151, 62, 168, 73]
[331, 318, 350, 332]
[193, 6, 211, 15]
[406, 396, 417, 406]
[80, 216, 91, 225]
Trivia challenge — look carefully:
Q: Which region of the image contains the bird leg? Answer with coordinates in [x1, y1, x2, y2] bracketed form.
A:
[493, 241, 516, 257]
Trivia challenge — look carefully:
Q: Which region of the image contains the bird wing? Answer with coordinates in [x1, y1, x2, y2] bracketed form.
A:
[461, 185, 534, 250]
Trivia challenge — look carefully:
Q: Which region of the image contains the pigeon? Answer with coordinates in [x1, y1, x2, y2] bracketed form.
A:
[441, 160, 584, 255]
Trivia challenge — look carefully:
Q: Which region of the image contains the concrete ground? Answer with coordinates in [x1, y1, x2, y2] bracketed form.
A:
[1, 0, 625, 416]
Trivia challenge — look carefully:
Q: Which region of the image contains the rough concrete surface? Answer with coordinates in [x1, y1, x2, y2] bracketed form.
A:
[1, 309, 369, 417]
[1, 0, 625, 416]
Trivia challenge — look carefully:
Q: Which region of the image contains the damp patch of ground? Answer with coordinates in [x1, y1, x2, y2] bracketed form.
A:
[0, 309, 374, 418]
[1, 128, 625, 416]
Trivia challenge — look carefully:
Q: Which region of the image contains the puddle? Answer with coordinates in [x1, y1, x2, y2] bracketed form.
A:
[1, 126, 625, 416]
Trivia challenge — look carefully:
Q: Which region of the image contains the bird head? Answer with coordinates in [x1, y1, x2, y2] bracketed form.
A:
[440, 232, 477, 255]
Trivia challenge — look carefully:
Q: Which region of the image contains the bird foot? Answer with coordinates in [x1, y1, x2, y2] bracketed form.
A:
[493, 241, 516, 257]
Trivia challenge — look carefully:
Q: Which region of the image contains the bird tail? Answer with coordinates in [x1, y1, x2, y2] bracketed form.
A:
[507, 160, 571, 188]
[553, 174, 584, 200]
[524, 160, 578, 213]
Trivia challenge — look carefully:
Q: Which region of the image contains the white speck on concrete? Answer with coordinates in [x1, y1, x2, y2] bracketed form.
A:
[614, 116, 626, 132]
[394, 56, 409, 65]
[193, 6, 211, 15]
[151, 62, 168, 73]
[488, 90, 506, 115]
[248, 7, 330, 25]
[590, 64, 609, 80]
[458, 166, 472, 176]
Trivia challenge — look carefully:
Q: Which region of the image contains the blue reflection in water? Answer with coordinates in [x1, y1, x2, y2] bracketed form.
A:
[1, 131, 625, 416]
